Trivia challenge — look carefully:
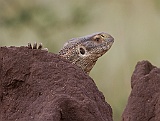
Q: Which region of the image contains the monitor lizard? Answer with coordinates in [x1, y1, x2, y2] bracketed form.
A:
[28, 32, 114, 74]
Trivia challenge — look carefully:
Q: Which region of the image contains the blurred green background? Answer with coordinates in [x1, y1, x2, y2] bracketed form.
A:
[0, 0, 160, 120]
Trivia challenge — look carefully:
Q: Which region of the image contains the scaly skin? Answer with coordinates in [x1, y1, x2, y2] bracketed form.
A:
[28, 32, 114, 74]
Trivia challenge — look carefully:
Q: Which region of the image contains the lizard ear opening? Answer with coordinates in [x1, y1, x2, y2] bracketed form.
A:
[80, 47, 85, 55]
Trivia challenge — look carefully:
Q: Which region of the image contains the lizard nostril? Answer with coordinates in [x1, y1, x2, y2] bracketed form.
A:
[80, 47, 85, 55]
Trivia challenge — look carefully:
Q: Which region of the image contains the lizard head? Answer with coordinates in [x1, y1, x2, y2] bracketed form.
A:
[78, 32, 114, 57]
[59, 32, 114, 74]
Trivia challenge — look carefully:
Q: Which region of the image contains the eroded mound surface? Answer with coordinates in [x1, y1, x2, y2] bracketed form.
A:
[0, 46, 112, 121]
[122, 61, 160, 121]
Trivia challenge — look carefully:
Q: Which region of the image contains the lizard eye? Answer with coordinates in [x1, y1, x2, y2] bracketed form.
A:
[80, 47, 85, 55]
[100, 34, 105, 38]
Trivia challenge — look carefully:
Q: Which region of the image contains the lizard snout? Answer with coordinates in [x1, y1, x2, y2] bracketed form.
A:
[107, 36, 114, 43]
[106, 35, 114, 48]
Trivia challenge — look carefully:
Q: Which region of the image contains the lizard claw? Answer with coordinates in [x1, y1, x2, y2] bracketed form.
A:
[38, 43, 43, 49]
[33, 42, 37, 49]
[27, 42, 48, 51]
[28, 43, 32, 49]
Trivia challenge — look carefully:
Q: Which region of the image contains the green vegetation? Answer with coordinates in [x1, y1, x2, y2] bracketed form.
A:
[0, 0, 160, 120]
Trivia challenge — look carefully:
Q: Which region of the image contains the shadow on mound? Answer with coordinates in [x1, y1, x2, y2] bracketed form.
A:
[0, 47, 113, 121]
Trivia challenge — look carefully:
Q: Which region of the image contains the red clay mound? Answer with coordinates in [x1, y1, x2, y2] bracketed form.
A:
[122, 60, 160, 121]
[0, 46, 113, 121]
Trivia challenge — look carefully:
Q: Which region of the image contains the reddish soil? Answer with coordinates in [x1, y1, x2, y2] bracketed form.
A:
[1, 46, 160, 121]
[0, 46, 113, 121]
[122, 61, 160, 121]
